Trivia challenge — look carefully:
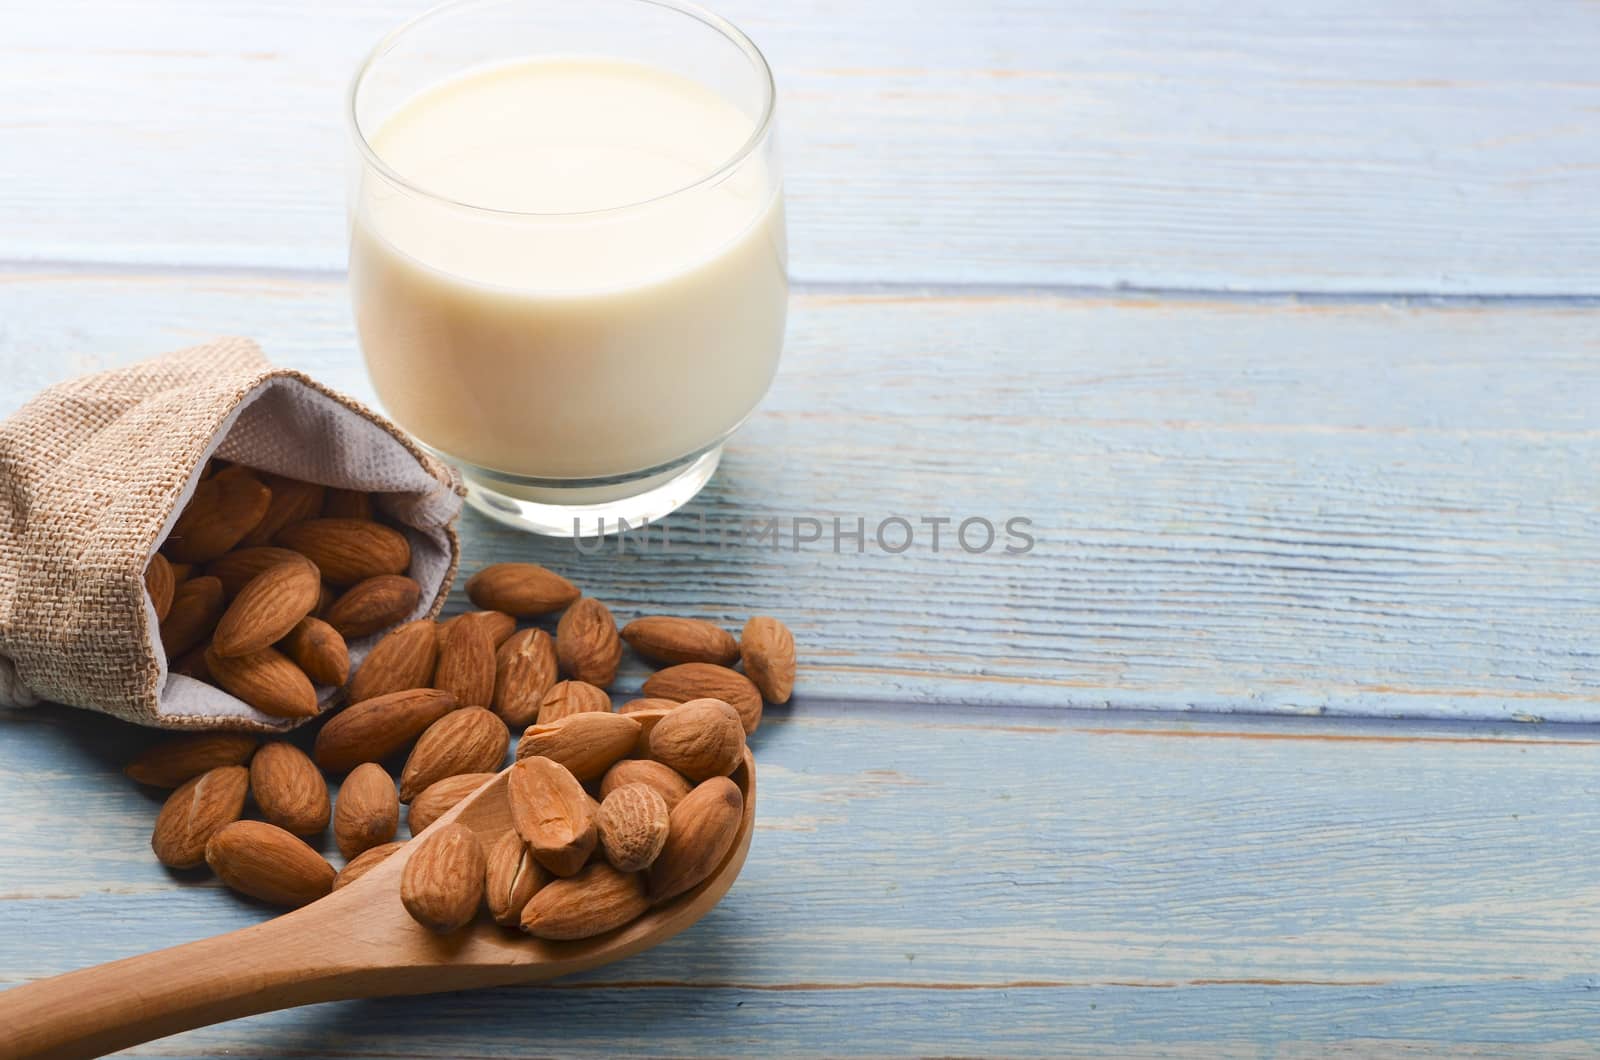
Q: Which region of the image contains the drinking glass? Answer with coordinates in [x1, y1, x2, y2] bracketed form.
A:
[347, 0, 785, 536]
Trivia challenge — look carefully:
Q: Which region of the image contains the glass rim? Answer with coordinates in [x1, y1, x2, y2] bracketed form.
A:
[346, 0, 777, 219]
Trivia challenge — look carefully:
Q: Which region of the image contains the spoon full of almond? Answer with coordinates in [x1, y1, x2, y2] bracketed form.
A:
[0, 751, 755, 1060]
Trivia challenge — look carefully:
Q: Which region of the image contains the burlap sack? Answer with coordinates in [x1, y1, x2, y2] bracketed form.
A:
[0, 339, 463, 731]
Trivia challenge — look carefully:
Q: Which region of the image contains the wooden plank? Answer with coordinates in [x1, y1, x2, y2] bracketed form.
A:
[2, 1, 1597, 293]
[2, 702, 1599, 1054]
[1, 271, 1597, 722]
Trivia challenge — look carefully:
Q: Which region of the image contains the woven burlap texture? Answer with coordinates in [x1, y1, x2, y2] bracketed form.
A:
[0, 339, 463, 732]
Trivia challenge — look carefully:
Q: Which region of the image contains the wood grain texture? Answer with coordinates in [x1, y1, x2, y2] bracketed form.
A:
[1, 271, 1595, 723]
[3, 702, 1600, 1054]
[2, 0, 1597, 293]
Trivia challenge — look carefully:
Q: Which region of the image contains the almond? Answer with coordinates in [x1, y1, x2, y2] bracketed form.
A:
[401, 822, 485, 932]
[151, 765, 250, 868]
[400, 707, 510, 802]
[211, 556, 321, 658]
[275, 518, 410, 586]
[537, 680, 611, 724]
[334, 762, 400, 858]
[556, 597, 622, 686]
[239, 474, 325, 549]
[313, 688, 459, 772]
[249, 741, 330, 836]
[332, 840, 404, 890]
[618, 699, 680, 756]
[648, 776, 743, 903]
[436, 610, 516, 649]
[324, 574, 421, 639]
[643, 663, 763, 735]
[206, 646, 319, 718]
[466, 562, 580, 616]
[321, 487, 374, 521]
[741, 616, 796, 704]
[621, 616, 739, 667]
[168, 562, 196, 583]
[647, 698, 746, 781]
[485, 829, 548, 926]
[520, 863, 648, 940]
[145, 553, 175, 623]
[433, 613, 495, 707]
[408, 772, 495, 835]
[163, 467, 272, 563]
[159, 575, 225, 659]
[346, 619, 438, 703]
[597, 784, 670, 872]
[170, 645, 212, 682]
[206, 546, 307, 597]
[515, 712, 640, 780]
[507, 756, 597, 877]
[205, 820, 335, 908]
[492, 628, 558, 728]
[126, 733, 257, 788]
[600, 759, 692, 811]
[280, 616, 350, 686]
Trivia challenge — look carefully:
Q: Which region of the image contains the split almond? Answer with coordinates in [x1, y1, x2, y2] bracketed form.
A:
[211, 556, 321, 657]
[346, 619, 437, 703]
[537, 680, 611, 725]
[493, 628, 558, 728]
[643, 662, 764, 735]
[520, 863, 648, 941]
[335, 762, 400, 858]
[601, 759, 692, 811]
[485, 830, 548, 927]
[333, 840, 404, 890]
[159, 575, 225, 659]
[275, 518, 410, 586]
[433, 613, 495, 708]
[163, 467, 272, 563]
[205, 820, 335, 908]
[597, 784, 670, 872]
[556, 597, 622, 686]
[408, 772, 495, 836]
[648, 698, 745, 781]
[399, 707, 510, 802]
[207, 646, 319, 719]
[324, 574, 421, 639]
[617, 699, 680, 756]
[621, 616, 739, 667]
[515, 711, 639, 780]
[145, 553, 175, 624]
[126, 733, 256, 788]
[280, 616, 349, 687]
[312, 688, 458, 773]
[507, 756, 596, 877]
[401, 822, 485, 933]
[151, 765, 250, 868]
[648, 776, 743, 903]
[250, 741, 330, 836]
[741, 616, 796, 704]
[466, 562, 579, 616]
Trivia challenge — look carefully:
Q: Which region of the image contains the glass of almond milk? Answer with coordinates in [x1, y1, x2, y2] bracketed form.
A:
[347, 0, 785, 536]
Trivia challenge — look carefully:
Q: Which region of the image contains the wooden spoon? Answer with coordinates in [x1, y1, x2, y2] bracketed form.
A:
[0, 752, 755, 1060]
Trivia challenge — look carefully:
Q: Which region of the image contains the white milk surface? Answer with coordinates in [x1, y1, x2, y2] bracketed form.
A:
[351, 57, 787, 481]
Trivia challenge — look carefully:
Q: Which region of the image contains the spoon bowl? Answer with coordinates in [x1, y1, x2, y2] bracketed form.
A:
[0, 751, 756, 1060]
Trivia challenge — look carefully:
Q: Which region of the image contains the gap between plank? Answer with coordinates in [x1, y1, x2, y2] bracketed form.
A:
[2, 258, 1597, 307]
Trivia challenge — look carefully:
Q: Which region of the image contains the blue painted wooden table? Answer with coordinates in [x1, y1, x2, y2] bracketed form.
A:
[2, 0, 1598, 1054]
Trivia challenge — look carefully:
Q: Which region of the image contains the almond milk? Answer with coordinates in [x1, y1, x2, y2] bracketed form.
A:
[350, 57, 786, 486]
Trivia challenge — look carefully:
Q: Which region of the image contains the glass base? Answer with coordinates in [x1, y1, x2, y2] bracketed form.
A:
[460, 446, 722, 537]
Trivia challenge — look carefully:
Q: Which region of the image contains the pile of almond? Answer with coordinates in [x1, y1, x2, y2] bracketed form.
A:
[148, 460, 423, 718]
[132, 494, 795, 941]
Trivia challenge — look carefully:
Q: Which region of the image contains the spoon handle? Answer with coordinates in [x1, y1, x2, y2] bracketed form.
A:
[0, 903, 386, 1060]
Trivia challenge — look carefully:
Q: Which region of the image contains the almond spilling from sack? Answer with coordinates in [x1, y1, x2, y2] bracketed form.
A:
[124, 559, 791, 949]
